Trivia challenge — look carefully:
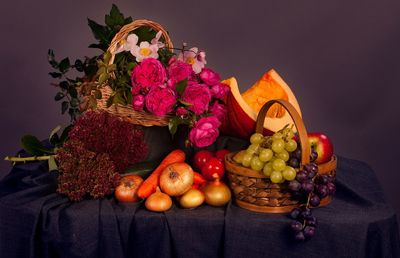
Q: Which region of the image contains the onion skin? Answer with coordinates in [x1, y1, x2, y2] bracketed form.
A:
[145, 188, 172, 212]
[160, 163, 194, 196]
[179, 189, 205, 209]
[202, 174, 231, 206]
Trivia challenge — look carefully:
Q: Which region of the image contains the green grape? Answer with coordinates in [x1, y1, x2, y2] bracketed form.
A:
[250, 156, 264, 171]
[242, 153, 253, 167]
[276, 150, 290, 162]
[271, 139, 285, 153]
[270, 171, 283, 183]
[259, 148, 273, 162]
[233, 150, 246, 163]
[272, 132, 283, 141]
[272, 158, 286, 171]
[250, 133, 264, 144]
[285, 139, 298, 152]
[246, 144, 260, 155]
[282, 166, 297, 181]
[263, 162, 273, 177]
[282, 127, 294, 140]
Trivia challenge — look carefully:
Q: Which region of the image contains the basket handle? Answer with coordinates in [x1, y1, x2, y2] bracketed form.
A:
[107, 19, 174, 64]
[255, 99, 310, 166]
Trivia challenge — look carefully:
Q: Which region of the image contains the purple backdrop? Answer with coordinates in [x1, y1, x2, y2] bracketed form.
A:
[1, 1, 399, 223]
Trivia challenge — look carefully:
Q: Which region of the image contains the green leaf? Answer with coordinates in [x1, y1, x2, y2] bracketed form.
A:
[168, 117, 183, 137]
[48, 155, 58, 171]
[21, 135, 53, 156]
[126, 62, 136, 71]
[59, 125, 72, 145]
[70, 98, 79, 107]
[49, 72, 62, 78]
[59, 81, 69, 90]
[59, 58, 70, 73]
[49, 125, 62, 141]
[68, 87, 78, 98]
[176, 79, 188, 95]
[87, 18, 108, 43]
[178, 99, 192, 106]
[61, 101, 69, 114]
[48, 49, 58, 68]
[54, 92, 64, 101]
[109, 4, 125, 25]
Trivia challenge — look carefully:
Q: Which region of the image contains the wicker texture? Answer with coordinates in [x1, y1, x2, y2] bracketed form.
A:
[225, 99, 337, 213]
[97, 19, 174, 127]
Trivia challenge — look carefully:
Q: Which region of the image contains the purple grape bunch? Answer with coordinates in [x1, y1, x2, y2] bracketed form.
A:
[287, 161, 336, 241]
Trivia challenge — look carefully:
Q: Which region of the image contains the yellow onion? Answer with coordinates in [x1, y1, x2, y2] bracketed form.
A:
[160, 163, 194, 196]
[202, 173, 231, 206]
[145, 187, 172, 212]
[179, 188, 205, 209]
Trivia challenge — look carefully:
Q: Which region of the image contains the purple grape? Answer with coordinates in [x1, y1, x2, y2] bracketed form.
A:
[306, 216, 318, 227]
[304, 164, 313, 172]
[296, 171, 308, 182]
[295, 231, 306, 241]
[301, 181, 314, 193]
[316, 175, 329, 185]
[300, 208, 312, 219]
[289, 180, 302, 191]
[290, 221, 303, 232]
[327, 182, 336, 194]
[326, 175, 335, 183]
[310, 162, 318, 170]
[316, 185, 329, 198]
[290, 208, 301, 219]
[303, 226, 316, 238]
[308, 170, 316, 179]
[289, 157, 300, 168]
[293, 148, 302, 159]
[310, 194, 321, 207]
[310, 151, 318, 162]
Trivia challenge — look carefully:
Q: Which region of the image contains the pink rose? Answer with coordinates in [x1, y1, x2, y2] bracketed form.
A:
[181, 83, 211, 115]
[132, 94, 145, 111]
[131, 58, 167, 95]
[189, 116, 221, 148]
[176, 107, 188, 117]
[145, 86, 176, 117]
[209, 102, 227, 122]
[211, 83, 230, 100]
[167, 58, 193, 89]
[200, 68, 221, 86]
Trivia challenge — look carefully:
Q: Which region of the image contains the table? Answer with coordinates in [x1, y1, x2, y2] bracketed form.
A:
[1, 139, 399, 258]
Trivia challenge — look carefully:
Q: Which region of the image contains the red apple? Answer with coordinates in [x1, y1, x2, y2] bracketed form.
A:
[308, 132, 334, 164]
[215, 149, 230, 162]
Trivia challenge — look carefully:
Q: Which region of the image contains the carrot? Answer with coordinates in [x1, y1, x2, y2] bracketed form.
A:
[193, 172, 206, 185]
[137, 149, 186, 199]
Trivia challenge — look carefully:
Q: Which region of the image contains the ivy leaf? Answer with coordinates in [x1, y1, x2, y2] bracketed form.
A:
[21, 135, 53, 156]
[176, 79, 188, 96]
[48, 155, 58, 171]
[49, 72, 62, 78]
[61, 101, 69, 114]
[68, 87, 78, 98]
[54, 92, 64, 101]
[59, 81, 69, 90]
[59, 58, 70, 73]
[48, 49, 58, 68]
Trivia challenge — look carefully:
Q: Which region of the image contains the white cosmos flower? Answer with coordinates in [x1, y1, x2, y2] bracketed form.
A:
[177, 47, 207, 74]
[131, 41, 159, 62]
[114, 34, 139, 54]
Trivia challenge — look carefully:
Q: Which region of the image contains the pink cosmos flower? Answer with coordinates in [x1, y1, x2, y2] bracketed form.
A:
[211, 83, 230, 100]
[189, 116, 221, 148]
[132, 94, 145, 111]
[209, 102, 227, 122]
[181, 83, 211, 115]
[145, 86, 176, 117]
[131, 58, 167, 95]
[200, 68, 220, 86]
[167, 58, 193, 89]
[177, 47, 206, 74]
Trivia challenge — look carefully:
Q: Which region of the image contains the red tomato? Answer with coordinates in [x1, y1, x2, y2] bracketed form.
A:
[215, 149, 230, 162]
[193, 150, 214, 171]
[115, 175, 143, 203]
[201, 157, 225, 181]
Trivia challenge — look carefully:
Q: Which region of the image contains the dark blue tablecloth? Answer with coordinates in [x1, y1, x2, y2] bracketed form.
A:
[0, 137, 399, 258]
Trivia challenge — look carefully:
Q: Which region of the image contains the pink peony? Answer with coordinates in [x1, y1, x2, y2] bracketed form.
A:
[132, 94, 145, 111]
[200, 68, 220, 86]
[145, 86, 176, 117]
[211, 83, 230, 100]
[131, 58, 167, 94]
[181, 83, 211, 115]
[167, 58, 193, 89]
[176, 107, 188, 117]
[209, 102, 227, 122]
[189, 116, 221, 148]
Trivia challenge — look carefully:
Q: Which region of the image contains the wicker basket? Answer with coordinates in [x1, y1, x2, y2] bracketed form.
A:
[96, 19, 174, 127]
[225, 99, 337, 213]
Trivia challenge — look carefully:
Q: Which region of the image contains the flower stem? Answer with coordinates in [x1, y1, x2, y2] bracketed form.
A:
[4, 155, 54, 163]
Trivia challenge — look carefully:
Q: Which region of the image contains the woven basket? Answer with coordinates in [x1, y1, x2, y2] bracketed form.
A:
[225, 99, 337, 213]
[96, 19, 174, 127]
